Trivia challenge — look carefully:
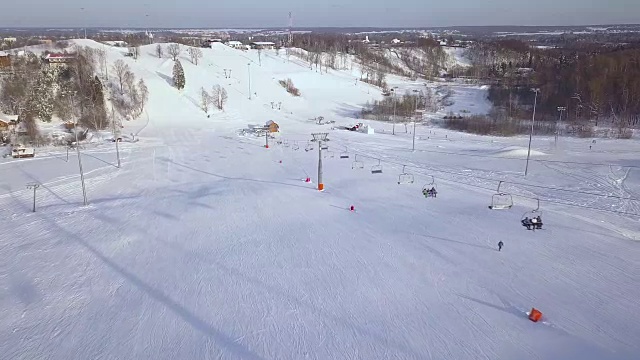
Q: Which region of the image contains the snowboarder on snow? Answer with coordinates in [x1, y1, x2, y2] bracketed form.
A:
[498, 241, 504, 251]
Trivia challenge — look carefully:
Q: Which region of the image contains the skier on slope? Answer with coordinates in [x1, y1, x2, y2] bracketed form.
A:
[498, 241, 504, 252]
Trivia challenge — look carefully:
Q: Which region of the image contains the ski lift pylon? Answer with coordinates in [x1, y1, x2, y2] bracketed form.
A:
[352, 154, 364, 169]
[489, 181, 513, 210]
[371, 159, 383, 174]
[397, 165, 414, 184]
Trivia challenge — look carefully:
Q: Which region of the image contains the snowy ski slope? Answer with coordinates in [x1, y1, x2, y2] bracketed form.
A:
[1, 40, 639, 360]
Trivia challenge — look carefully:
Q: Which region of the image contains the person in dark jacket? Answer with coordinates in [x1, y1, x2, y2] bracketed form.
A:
[498, 241, 504, 251]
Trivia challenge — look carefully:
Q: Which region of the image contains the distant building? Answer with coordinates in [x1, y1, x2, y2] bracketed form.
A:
[202, 38, 223, 48]
[104, 41, 128, 47]
[0, 52, 11, 72]
[250, 41, 276, 50]
[265, 120, 279, 133]
[2, 37, 17, 44]
[43, 53, 76, 68]
[391, 38, 401, 44]
[0, 113, 18, 134]
[225, 40, 244, 49]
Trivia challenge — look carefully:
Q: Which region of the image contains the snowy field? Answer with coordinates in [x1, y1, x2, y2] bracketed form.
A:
[1, 40, 640, 360]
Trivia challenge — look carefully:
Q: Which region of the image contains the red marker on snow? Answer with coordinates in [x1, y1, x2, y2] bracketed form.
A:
[350, 205, 355, 211]
[305, 177, 311, 183]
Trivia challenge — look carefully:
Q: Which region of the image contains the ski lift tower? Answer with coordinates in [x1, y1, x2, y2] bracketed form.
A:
[311, 132, 328, 191]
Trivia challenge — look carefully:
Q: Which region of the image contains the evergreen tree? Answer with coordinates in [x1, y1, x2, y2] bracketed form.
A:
[28, 68, 56, 122]
[173, 59, 185, 90]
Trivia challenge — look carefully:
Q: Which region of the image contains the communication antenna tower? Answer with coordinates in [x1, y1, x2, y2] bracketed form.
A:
[288, 12, 293, 46]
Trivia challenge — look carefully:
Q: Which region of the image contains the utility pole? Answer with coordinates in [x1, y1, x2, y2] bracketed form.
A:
[556, 106, 566, 147]
[80, 7, 87, 39]
[312, 133, 328, 191]
[71, 96, 88, 205]
[248, 62, 252, 100]
[393, 90, 397, 135]
[265, 131, 269, 148]
[26, 183, 39, 212]
[412, 89, 423, 151]
[525, 88, 540, 177]
[110, 102, 121, 168]
[390, 86, 399, 135]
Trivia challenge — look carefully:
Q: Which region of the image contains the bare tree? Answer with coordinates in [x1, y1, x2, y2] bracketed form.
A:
[125, 71, 137, 100]
[96, 48, 107, 79]
[278, 78, 301, 96]
[155, 44, 163, 59]
[138, 78, 148, 115]
[200, 87, 210, 113]
[112, 60, 130, 94]
[167, 44, 181, 61]
[211, 85, 228, 110]
[188, 47, 203, 65]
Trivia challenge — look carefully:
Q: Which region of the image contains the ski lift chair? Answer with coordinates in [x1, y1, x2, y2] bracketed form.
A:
[283, 139, 290, 148]
[421, 176, 438, 198]
[323, 150, 335, 159]
[371, 159, 383, 174]
[398, 165, 415, 184]
[488, 181, 513, 210]
[320, 143, 329, 150]
[340, 147, 349, 159]
[292, 141, 299, 151]
[352, 155, 364, 169]
[521, 199, 543, 230]
[305, 141, 314, 152]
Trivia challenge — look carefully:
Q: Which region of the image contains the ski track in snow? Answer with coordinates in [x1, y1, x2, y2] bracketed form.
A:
[1, 40, 640, 360]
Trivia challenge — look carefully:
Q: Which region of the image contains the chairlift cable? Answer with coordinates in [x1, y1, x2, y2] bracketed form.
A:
[338, 145, 640, 217]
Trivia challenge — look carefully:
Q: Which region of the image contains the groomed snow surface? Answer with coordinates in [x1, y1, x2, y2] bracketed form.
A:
[1, 40, 640, 360]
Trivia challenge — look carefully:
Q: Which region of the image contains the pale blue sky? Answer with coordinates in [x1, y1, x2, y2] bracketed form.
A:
[2, 0, 639, 28]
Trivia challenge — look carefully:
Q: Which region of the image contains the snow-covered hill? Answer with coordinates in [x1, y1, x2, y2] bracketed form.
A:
[1, 39, 639, 360]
